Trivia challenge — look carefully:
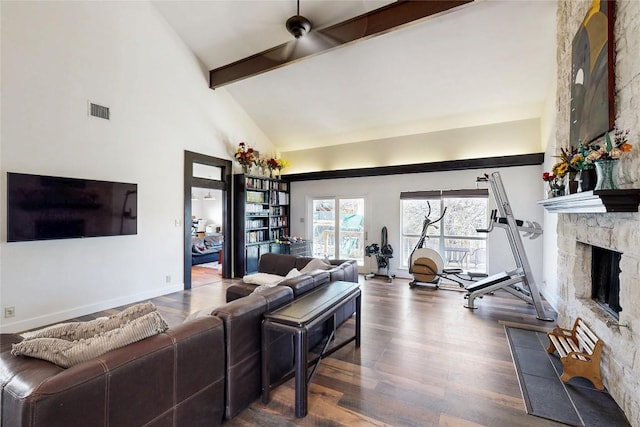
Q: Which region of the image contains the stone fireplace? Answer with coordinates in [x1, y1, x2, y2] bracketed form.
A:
[555, 213, 639, 423]
[553, 2, 640, 424]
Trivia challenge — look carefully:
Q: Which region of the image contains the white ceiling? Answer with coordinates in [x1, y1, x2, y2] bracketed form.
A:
[153, 0, 557, 152]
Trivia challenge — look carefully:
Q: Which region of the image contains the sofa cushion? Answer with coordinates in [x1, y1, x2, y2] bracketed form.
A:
[11, 311, 169, 368]
[21, 302, 158, 341]
[258, 252, 298, 276]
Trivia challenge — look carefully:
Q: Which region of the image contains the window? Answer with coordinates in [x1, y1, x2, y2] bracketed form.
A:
[400, 189, 488, 272]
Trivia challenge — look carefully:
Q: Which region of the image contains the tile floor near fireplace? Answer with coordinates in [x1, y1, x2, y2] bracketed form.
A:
[506, 326, 630, 427]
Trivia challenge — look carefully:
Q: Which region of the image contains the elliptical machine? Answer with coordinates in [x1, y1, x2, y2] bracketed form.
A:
[408, 203, 447, 287]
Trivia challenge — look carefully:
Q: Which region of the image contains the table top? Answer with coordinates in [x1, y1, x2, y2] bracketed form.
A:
[264, 281, 360, 327]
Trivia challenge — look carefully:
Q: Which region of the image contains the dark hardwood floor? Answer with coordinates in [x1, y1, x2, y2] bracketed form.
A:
[72, 276, 566, 427]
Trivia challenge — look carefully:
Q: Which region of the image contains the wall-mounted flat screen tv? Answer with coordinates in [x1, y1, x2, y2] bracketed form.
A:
[7, 172, 137, 242]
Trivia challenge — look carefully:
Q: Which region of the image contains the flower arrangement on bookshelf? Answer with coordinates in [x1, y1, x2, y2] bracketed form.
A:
[266, 156, 290, 178]
[235, 142, 257, 173]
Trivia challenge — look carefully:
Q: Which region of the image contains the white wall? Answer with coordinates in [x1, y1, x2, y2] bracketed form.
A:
[540, 70, 560, 309]
[282, 118, 541, 174]
[289, 164, 545, 286]
[0, 1, 274, 333]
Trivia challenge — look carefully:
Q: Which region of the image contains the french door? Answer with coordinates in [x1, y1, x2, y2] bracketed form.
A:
[311, 197, 365, 266]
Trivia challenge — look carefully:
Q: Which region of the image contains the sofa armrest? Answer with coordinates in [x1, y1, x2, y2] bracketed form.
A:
[226, 283, 258, 302]
[278, 274, 316, 297]
[328, 259, 358, 283]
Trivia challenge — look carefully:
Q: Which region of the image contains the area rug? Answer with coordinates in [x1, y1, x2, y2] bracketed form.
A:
[505, 326, 630, 427]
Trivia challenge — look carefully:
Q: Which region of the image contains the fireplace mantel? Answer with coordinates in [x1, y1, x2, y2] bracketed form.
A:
[538, 189, 640, 213]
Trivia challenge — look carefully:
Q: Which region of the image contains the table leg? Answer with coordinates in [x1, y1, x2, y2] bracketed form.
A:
[355, 292, 361, 348]
[294, 327, 308, 418]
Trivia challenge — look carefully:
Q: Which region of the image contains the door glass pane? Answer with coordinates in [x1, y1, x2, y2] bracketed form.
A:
[312, 199, 335, 259]
[339, 199, 365, 265]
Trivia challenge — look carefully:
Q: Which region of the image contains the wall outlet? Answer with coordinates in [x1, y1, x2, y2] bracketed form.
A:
[4, 307, 15, 318]
[165, 275, 171, 283]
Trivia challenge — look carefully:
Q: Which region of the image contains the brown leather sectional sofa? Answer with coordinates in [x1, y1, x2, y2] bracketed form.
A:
[0, 254, 358, 426]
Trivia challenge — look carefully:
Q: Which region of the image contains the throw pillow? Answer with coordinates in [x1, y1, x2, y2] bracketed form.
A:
[11, 311, 168, 368]
[21, 302, 157, 341]
[299, 258, 331, 274]
[242, 272, 285, 286]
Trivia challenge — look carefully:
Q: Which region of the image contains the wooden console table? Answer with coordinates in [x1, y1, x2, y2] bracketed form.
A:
[261, 280, 361, 417]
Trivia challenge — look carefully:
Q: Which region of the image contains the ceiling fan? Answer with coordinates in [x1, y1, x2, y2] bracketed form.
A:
[285, 0, 312, 39]
[209, 0, 473, 89]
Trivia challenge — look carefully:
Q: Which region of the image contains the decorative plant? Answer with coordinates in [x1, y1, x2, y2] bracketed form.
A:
[552, 147, 582, 178]
[234, 142, 256, 168]
[583, 128, 633, 163]
[576, 140, 594, 170]
[542, 172, 565, 195]
[267, 157, 290, 172]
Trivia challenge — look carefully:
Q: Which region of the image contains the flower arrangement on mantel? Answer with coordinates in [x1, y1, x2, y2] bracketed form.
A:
[542, 172, 565, 197]
[544, 128, 634, 195]
[581, 128, 633, 163]
[234, 142, 257, 171]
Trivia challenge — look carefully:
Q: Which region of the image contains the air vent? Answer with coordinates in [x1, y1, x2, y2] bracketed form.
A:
[89, 102, 110, 120]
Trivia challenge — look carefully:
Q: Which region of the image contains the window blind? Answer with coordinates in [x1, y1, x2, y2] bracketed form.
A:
[400, 189, 488, 199]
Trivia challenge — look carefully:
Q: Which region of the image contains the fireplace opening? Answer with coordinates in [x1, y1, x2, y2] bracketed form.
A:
[591, 246, 622, 319]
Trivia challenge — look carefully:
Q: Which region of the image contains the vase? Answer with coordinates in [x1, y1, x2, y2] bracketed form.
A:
[567, 172, 579, 194]
[579, 168, 597, 192]
[594, 160, 618, 190]
[242, 165, 249, 175]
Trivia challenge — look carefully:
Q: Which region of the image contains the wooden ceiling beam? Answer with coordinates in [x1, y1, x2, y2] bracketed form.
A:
[209, 0, 473, 89]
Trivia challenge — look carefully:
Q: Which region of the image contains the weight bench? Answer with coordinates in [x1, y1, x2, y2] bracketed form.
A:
[547, 317, 604, 390]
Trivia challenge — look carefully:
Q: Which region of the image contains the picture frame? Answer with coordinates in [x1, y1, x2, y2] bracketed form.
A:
[569, 0, 615, 148]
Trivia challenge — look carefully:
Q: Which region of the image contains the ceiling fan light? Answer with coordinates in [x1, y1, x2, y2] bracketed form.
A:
[286, 15, 311, 38]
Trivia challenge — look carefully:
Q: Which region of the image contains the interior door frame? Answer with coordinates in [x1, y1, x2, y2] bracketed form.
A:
[184, 151, 232, 289]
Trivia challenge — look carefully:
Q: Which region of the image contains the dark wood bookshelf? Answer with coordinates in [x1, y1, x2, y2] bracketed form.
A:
[234, 174, 290, 277]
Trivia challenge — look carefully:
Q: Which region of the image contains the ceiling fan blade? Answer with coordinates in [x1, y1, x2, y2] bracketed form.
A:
[209, 0, 473, 89]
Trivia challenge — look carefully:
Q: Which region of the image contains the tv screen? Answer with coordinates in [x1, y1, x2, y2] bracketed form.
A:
[7, 172, 137, 242]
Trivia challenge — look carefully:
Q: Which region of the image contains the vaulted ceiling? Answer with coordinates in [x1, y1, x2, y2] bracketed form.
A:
[153, 0, 557, 153]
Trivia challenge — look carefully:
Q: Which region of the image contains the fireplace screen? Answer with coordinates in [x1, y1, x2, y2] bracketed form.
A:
[591, 246, 622, 318]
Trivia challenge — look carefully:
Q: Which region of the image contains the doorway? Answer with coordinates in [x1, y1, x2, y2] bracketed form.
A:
[184, 151, 232, 290]
[310, 197, 366, 267]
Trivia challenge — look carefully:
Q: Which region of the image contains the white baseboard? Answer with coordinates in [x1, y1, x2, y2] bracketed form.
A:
[0, 283, 184, 334]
